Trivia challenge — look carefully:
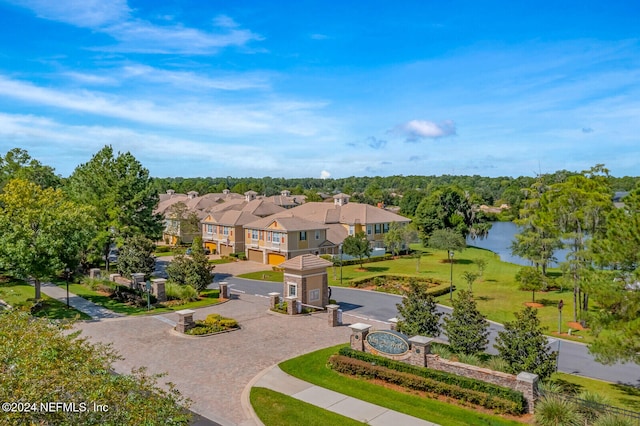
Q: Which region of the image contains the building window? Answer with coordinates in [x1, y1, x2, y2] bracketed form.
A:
[223, 226, 230, 236]
[267, 232, 271, 242]
[309, 289, 320, 301]
[288, 282, 297, 297]
[273, 233, 281, 244]
[252, 230, 258, 240]
[367, 225, 372, 235]
[206, 224, 213, 233]
[383, 223, 390, 233]
[300, 231, 307, 241]
[315, 230, 320, 240]
[375, 224, 382, 234]
[349, 225, 354, 236]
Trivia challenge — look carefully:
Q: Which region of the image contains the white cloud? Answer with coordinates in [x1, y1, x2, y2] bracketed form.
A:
[7, 0, 130, 27]
[391, 119, 456, 141]
[320, 170, 331, 179]
[310, 33, 328, 40]
[62, 71, 118, 85]
[7, 0, 262, 55]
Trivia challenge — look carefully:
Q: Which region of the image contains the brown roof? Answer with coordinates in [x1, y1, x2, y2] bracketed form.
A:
[283, 202, 411, 226]
[244, 214, 329, 231]
[279, 254, 332, 270]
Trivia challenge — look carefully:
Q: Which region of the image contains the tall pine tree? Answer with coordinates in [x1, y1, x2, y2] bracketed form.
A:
[396, 280, 442, 337]
[443, 290, 489, 355]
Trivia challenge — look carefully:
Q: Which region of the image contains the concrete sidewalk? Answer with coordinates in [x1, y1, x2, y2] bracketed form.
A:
[248, 365, 439, 426]
[40, 282, 124, 319]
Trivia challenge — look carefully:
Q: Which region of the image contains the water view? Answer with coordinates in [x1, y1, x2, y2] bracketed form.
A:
[466, 221, 569, 267]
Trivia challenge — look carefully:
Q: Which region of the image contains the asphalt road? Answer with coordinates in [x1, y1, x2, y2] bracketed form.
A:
[213, 275, 640, 386]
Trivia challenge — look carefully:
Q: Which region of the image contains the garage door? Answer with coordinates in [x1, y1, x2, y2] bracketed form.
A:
[248, 249, 262, 263]
[205, 242, 217, 253]
[268, 253, 286, 266]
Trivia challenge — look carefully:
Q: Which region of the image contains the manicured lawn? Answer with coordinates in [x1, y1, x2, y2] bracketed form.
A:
[250, 387, 366, 426]
[64, 282, 220, 316]
[279, 345, 526, 426]
[551, 372, 640, 411]
[0, 276, 90, 320]
[238, 270, 283, 282]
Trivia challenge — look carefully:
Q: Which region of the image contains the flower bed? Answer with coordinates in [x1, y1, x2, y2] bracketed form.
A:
[184, 313, 239, 336]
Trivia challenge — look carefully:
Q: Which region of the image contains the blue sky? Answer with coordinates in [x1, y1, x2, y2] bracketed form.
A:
[0, 1, 638, 179]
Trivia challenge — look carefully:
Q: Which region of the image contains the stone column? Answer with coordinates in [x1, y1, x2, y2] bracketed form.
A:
[326, 304, 341, 327]
[175, 309, 196, 333]
[109, 273, 121, 282]
[219, 281, 229, 299]
[131, 273, 145, 291]
[269, 292, 280, 309]
[89, 268, 101, 279]
[285, 296, 297, 315]
[388, 317, 398, 331]
[151, 278, 167, 302]
[408, 336, 433, 367]
[516, 372, 539, 414]
[349, 323, 371, 352]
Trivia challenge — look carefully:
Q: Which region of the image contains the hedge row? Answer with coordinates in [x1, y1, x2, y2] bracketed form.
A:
[329, 355, 523, 415]
[338, 347, 525, 410]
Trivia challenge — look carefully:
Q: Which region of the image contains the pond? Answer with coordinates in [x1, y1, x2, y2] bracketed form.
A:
[466, 221, 569, 267]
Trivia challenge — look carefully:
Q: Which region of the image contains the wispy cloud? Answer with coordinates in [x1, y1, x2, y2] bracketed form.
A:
[391, 119, 456, 142]
[310, 33, 329, 40]
[582, 127, 594, 133]
[8, 0, 262, 54]
[366, 136, 387, 149]
[320, 170, 331, 179]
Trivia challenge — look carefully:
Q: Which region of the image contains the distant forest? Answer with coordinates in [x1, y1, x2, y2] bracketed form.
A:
[152, 171, 640, 215]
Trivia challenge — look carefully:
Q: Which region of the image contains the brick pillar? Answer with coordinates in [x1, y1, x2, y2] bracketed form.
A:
[326, 304, 341, 327]
[516, 372, 539, 414]
[349, 323, 371, 351]
[219, 281, 229, 299]
[151, 278, 167, 302]
[408, 336, 433, 367]
[285, 296, 298, 315]
[269, 292, 280, 309]
[175, 309, 196, 333]
[131, 273, 145, 291]
[89, 268, 101, 279]
[388, 317, 398, 331]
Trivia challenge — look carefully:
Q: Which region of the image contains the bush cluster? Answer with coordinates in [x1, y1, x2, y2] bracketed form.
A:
[335, 347, 526, 414]
[185, 313, 239, 336]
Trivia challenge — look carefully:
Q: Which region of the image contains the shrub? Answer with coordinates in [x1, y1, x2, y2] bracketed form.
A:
[155, 245, 172, 253]
[184, 313, 239, 336]
[336, 347, 525, 410]
[165, 282, 198, 302]
[485, 357, 511, 374]
[534, 395, 584, 426]
[329, 355, 523, 414]
[577, 391, 612, 423]
[271, 301, 288, 314]
[593, 414, 637, 426]
[456, 353, 482, 366]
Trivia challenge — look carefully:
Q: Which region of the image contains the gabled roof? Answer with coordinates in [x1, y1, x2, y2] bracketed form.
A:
[281, 202, 411, 226]
[279, 254, 332, 270]
[244, 214, 329, 232]
[215, 210, 261, 227]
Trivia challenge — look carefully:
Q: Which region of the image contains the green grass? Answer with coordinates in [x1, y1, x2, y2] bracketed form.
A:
[250, 387, 367, 426]
[279, 344, 526, 426]
[64, 282, 220, 316]
[0, 276, 91, 320]
[208, 258, 235, 265]
[550, 372, 640, 411]
[237, 270, 283, 282]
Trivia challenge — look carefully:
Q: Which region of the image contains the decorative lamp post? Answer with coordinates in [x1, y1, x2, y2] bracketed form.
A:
[558, 299, 564, 334]
[339, 243, 343, 286]
[65, 267, 70, 308]
[449, 250, 455, 301]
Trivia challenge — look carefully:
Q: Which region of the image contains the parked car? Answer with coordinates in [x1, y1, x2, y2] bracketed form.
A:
[186, 247, 211, 255]
[107, 248, 119, 263]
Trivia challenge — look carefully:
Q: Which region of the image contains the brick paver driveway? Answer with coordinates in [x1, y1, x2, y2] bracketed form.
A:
[75, 294, 351, 425]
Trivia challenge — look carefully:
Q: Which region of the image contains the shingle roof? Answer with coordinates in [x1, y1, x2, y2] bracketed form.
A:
[244, 214, 328, 231]
[279, 254, 333, 270]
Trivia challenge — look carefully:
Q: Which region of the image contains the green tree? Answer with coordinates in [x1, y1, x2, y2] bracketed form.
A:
[0, 179, 95, 300]
[475, 258, 487, 277]
[541, 165, 612, 322]
[443, 290, 489, 355]
[342, 232, 371, 268]
[515, 266, 546, 303]
[166, 202, 200, 245]
[494, 306, 557, 379]
[66, 146, 163, 270]
[461, 271, 479, 292]
[383, 222, 404, 256]
[166, 238, 213, 295]
[0, 148, 61, 189]
[398, 189, 425, 217]
[0, 310, 191, 425]
[117, 235, 156, 279]
[396, 281, 442, 337]
[428, 228, 466, 253]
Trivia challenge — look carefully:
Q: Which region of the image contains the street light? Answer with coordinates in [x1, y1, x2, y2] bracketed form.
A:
[339, 244, 343, 286]
[449, 250, 455, 301]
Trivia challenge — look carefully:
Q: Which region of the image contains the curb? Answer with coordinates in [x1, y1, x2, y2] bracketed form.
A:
[240, 364, 279, 426]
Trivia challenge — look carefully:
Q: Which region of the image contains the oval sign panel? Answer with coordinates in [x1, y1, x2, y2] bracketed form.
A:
[366, 330, 410, 356]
